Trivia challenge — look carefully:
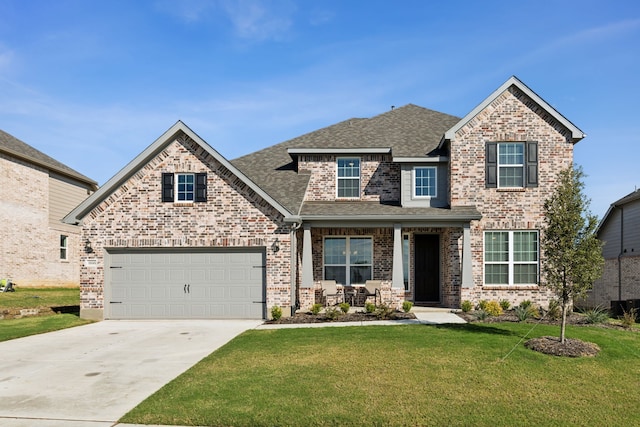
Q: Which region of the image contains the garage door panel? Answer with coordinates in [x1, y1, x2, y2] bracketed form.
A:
[106, 249, 265, 319]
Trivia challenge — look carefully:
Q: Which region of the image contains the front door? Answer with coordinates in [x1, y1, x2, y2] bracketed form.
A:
[414, 234, 440, 303]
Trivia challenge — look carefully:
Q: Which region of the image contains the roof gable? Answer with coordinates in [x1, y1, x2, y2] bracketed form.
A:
[0, 129, 97, 188]
[597, 189, 640, 234]
[443, 76, 585, 143]
[63, 121, 292, 224]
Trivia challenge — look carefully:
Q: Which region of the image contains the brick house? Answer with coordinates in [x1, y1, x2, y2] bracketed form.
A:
[64, 76, 585, 320]
[0, 130, 97, 287]
[581, 189, 640, 311]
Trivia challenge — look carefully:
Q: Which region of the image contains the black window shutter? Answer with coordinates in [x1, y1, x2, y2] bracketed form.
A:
[485, 143, 497, 188]
[526, 141, 538, 187]
[162, 173, 174, 202]
[195, 173, 207, 202]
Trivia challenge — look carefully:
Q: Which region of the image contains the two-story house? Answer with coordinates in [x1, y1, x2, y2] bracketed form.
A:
[64, 76, 585, 320]
[1, 130, 97, 287]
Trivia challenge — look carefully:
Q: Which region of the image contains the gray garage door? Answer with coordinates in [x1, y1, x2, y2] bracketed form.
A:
[106, 249, 265, 319]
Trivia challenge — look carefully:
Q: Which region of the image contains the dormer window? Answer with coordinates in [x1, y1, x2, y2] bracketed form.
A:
[337, 158, 360, 198]
[413, 166, 437, 197]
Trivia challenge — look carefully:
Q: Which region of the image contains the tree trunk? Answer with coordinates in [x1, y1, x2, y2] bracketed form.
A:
[560, 302, 567, 344]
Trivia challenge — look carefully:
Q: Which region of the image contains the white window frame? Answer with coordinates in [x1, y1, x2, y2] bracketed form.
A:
[484, 230, 539, 285]
[497, 143, 525, 188]
[60, 235, 68, 260]
[413, 166, 437, 198]
[323, 236, 373, 286]
[176, 173, 195, 202]
[336, 157, 361, 199]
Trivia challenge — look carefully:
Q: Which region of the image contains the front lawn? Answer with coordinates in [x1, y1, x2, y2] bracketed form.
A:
[0, 314, 92, 341]
[121, 323, 640, 426]
[0, 286, 80, 310]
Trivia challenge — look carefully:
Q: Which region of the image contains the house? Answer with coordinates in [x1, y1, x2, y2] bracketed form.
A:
[581, 189, 640, 312]
[63, 76, 585, 320]
[0, 130, 97, 287]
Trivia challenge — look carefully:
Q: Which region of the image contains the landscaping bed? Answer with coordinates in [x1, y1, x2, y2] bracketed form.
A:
[266, 309, 416, 324]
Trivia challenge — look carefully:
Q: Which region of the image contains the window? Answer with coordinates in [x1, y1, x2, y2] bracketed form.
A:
[337, 158, 360, 198]
[484, 231, 539, 285]
[486, 142, 538, 188]
[402, 234, 410, 290]
[414, 167, 437, 197]
[60, 235, 68, 260]
[161, 173, 207, 202]
[324, 236, 372, 285]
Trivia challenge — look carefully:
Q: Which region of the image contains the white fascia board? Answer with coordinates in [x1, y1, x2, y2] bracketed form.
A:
[393, 156, 449, 163]
[64, 121, 292, 224]
[444, 76, 586, 142]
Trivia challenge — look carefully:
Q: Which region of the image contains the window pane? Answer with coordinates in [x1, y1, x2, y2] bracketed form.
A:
[485, 232, 509, 262]
[324, 238, 346, 265]
[325, 266, 346, 285]
[499, 166, 524, 187]
[485, 264, 508, 285]
[338, 179, 359, 198]
[337, 158, 360, 178]
[337, 158, 360, 197]
[350, 266, 371, 284]
[514, 232, 538, 262]
[177, 174, 195, 201]
[498, 143, 524, 165]
[415, 167, 436, 197]
[350, 238, 372, 265]
[514, 264, 538, 284]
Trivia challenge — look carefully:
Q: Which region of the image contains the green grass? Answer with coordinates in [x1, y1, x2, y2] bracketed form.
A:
[121, 323, 640, 427]
[0, 314, 92, 341]
[0, 286, 89, 341]
[0, 286, 80, 309]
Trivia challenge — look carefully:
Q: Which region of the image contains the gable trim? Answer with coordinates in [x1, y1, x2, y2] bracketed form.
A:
[443, 76, 585, 143]
[63, 121, 292, 224]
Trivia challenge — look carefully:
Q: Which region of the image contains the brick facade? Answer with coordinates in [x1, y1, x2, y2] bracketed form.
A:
[79, 134, 291, 318]
[582, 256, 640, 308]
[451, 85, 574, 308]
[0, 152, 84, 287]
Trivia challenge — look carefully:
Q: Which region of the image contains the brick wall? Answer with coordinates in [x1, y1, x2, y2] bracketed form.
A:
[0, 152, 81, 287]
[451, 85, 574, 309]
[80, 133, 291, 317]
[582, 255, 640, 308]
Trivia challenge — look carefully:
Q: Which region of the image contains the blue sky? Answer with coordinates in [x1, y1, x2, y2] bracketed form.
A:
[1, 0, 639, 218]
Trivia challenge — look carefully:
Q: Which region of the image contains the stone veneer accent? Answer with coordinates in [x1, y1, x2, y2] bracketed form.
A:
[299, 154, 400, 202]
[451, 85, 574, 309]
[79, 134, 291, 319]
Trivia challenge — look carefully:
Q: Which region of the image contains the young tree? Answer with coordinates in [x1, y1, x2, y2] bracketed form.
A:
[541, 165, 603, 343]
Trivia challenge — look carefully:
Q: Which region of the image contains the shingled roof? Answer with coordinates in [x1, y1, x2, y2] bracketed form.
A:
[0, 129, 97, 187]
[231, 104, 460, 214]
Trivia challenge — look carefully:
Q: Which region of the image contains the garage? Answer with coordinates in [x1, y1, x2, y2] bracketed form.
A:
[105, 249, 266, 319]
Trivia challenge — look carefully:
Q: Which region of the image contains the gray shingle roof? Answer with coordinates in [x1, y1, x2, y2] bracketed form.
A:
[0, 129, 97, 187]
[231, 104, 460, 215]
[300, 201, 480, 221]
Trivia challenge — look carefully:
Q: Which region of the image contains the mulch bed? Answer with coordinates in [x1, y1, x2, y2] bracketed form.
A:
[524, 336, 601, 357]
[266, 310, 416, 324]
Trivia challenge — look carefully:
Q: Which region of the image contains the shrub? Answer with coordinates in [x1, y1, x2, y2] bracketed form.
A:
[499, 299, 511, 311]
[364, 302, 376, 313]
[270, 305, 283, 321]
[402, 301, 413, 313]
[621, 308, 638, 329]
[461, 300, 473, 313]
[325, 307, 340, 320]
[582, 306, 610, 324]
[475, 309, 488, 321]
[519, 300, 532, 309]
[515, 305, 534, 322]
[310, 303, 322, 315]
[484, 300, 503, 317]
[477, 300, 488, 311]
[375, 304, 394, 320]
[546, 299, 561, 320]
[339, 302, 350, 314]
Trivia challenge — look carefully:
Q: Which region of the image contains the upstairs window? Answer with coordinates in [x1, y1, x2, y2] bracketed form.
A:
[60, 235, 68, 260]
[162, 173, 207, 202]
[413, 166, 437, 197]
[486, 142, 538, 188]
[337, 158, 360, 198]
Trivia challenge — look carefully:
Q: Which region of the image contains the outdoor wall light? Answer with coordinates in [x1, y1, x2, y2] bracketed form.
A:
[271, 238, 280, 253]
[84, 239, 94, 254]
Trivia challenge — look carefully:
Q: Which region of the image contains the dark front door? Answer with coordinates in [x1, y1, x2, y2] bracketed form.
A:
[414, 234, 440, 303]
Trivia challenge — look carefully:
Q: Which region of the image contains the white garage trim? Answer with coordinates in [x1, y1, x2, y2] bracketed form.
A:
[104, 248, 266, 319]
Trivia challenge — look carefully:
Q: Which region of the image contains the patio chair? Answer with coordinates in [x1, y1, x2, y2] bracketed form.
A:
[364, 280, 381, 306]
[321, 280, 343, 306]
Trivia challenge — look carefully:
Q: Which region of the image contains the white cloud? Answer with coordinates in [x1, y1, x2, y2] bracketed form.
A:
[218, 0, 296, 42]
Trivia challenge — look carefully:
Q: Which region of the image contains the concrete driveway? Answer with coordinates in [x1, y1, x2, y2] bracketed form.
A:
[0, 319, 262, 427]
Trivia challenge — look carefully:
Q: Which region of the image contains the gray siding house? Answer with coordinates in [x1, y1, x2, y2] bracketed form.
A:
[583, 189, 640, 311]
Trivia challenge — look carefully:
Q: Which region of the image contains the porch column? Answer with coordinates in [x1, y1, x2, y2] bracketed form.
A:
[462, 223, 473, 288]
[392, 223, 404, 289]
[301, 223, 313, 288]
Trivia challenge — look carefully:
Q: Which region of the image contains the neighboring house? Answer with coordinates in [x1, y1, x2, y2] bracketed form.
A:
[0, 130, 97, 287]
[64, 76, 585, 320]
[581, 189, 640, 311]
